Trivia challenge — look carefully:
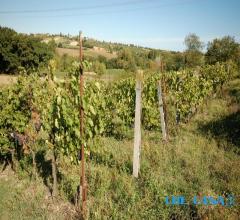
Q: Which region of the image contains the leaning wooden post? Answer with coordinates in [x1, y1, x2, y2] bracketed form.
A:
[157, 80, 167, 142]
[78, 31, 87, 217]
[162, 72, 169, 137]
[133, 70, 143, 178]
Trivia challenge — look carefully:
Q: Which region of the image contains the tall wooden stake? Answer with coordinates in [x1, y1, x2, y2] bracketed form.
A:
[162, 66, 168, 137]
[79, 31, 87, 217]
[157, 80, 167, 141]
[133, 71, 142, 178]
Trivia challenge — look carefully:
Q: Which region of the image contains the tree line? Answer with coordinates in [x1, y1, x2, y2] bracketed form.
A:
[83, 33, 240, 73]
[0, 26, 239, 75]
[0, 26, 55, 74]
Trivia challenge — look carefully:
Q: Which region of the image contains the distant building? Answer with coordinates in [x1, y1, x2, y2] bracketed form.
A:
[69, 41, 78, 46]
[54, 37, 61, 42]
[41, 39, 50, 44]
[93, 46, 105, 52]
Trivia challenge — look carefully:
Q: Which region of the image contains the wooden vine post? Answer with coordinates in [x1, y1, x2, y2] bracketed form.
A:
[78, 31, 87, 217]
[157, 80, 167, 141]
[158, 61, 168, 142]
[133, 70, 143, 178]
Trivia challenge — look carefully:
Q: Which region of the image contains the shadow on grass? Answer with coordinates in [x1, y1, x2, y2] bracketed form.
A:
[35, 150, 52, 188]
[90, 151, 132, 174]
[229, 87, 240, 104]
[35, 151, 79, 205]
[198, 110, 240, 154]
[36, 151, 70, 200]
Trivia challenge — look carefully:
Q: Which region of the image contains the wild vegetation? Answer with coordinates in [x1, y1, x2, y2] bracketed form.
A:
[0, 27, 55, 74]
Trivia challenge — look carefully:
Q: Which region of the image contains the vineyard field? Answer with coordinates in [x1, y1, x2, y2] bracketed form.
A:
[0, 78, 240, 219]
[0, 17, 240, 219]
[0, 61, 240, 219]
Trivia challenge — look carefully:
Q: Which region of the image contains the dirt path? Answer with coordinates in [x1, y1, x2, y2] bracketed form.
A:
[0, 74, 17, 86]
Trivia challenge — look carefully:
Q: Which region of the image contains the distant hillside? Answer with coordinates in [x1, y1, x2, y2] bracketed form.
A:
[38, 33, 152, 57]
[56, 47, 117, 60]
[35, 33, 186, 71]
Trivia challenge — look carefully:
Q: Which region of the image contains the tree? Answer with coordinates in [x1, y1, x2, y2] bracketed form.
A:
[0, 26, 54, 74]
[93, 61, 106, 75]
[106, 58, 118, 69]
[184, 33, 204, 68]
[184, 33, 203, 51]
[148, 50, 159, 60]
[62, 53, 68, 70]
[116, 48, 137, 72]
[98, 55, 107, 64]
[205, 36, 240, 66]
[159, 51, 185, 71]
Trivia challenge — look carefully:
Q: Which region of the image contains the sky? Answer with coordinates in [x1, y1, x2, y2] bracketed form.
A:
[0, 0, 240, 51]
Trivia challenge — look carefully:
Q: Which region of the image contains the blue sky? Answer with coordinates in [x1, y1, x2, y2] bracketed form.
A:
[0, 0, 239, 51]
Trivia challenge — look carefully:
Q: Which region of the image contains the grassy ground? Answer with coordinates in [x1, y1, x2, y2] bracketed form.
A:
[55, 69, 133, 83]
[0, 168, 77, 219]
[100, 69, 133, 82]
[0, 74, 17, 87]
[56, 47, 117, 60]
[0, 68, 132, 86]
[0, 79, 240, 219]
